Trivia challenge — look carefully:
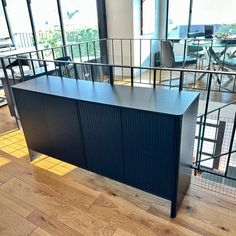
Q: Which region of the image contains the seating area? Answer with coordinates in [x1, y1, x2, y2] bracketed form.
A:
[0, 0, 236, 235]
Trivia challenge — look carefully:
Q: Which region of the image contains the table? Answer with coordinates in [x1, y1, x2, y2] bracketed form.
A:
[12, 75, 199, 217]
[186, 38, 236, 73]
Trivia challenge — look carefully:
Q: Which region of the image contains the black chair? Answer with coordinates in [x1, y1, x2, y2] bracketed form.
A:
[160, 40, 197, 68]
[54, 56, 72, 77]
[187, 32, 205, 55]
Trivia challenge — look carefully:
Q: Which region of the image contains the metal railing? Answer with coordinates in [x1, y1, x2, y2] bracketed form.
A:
[1, 37, 236, 196]
[4, 37, 236, 93]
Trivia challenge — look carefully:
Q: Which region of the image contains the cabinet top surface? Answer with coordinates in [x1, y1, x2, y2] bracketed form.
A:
[12, 76, 199, 115]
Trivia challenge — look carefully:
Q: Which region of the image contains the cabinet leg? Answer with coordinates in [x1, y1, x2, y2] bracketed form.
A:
[170, 200, 177, 218]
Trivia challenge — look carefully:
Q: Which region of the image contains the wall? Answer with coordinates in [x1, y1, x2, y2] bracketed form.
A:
[105, 0, 168, 76]
[105, 0, 133, 76]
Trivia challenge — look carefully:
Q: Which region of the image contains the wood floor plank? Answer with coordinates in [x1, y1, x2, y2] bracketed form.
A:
[0, 189, 34, 218]
[87, 194, 200, 236]
[113, 228, 135, 236]
[0, 177, 116, 235]
[0, 158, 100, 211]
[0, 202, 36, 236]
[67, 168, 170, 216]
[27, 210, 82, 236]
[0, 140, 236, 235]
[30, 227, 52, 236]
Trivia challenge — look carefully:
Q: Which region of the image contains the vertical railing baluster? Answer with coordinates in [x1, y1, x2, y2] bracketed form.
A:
[130, 39, 132, 66]
[196, 116, 203, 174]
[149, 39, 152, 84]
[109, 66, 114, 85]
[131, 67, 134, 87]
[52, 48, 55, 60]
[179, 71, 184, 91]
[93, 41, 97, 62]
[90, 65, 94, 82]
[29, 52, 35, 76]
[153, 69, 156, 89]
[86, 42, 90, 61]
[112, 39, 115, 65]
[73, 63, 78, 79]
[233, 74, 236, 92]
[225, 112, 236, 177]
[78, 43, 82, 62]
[18, 57, 25, 81]
[140, 39, 142, 83]
[8, 58, 16, 84]
[70, 45, 74, 60]
[198, 73, 213, 168]
[121, 39, 124, 80]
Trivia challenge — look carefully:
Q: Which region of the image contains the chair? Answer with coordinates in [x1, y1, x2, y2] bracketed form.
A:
[160, 40, 197, 68]
[54, 56, 72, 77]
[187, 32, 206, 66]
[209, 47, 236, 81]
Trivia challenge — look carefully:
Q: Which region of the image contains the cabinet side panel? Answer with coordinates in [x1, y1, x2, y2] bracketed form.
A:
[79, 102, 124, 182]
[121, 108, 176, 199]
[175, 97, 199, 214]
[13, 89, 51, 154]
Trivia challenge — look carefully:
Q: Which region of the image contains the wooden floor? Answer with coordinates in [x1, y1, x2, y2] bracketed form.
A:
[0, 106, 17, 134]
[0, 131, 236, 235]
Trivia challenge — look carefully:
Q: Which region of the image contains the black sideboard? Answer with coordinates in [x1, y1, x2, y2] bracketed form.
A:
[12, 75, 199, 217]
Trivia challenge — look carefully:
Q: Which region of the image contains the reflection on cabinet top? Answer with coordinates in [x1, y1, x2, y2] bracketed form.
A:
[12, 75, 199, 116]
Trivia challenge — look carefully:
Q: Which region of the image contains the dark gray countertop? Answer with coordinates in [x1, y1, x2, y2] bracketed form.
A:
[12, 75, 199, 116]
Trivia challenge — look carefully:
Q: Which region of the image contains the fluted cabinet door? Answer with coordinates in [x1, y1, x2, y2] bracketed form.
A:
[79, 102, 124, 182]
[121, 108, 177, 200]
[13, 90, 52, 155]
[43, 95, 86, 168]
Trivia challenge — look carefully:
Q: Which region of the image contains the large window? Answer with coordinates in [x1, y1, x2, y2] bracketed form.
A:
[167, 0, 236, 38]
[141, 0, 156, 35]
[6, 0, 33, 48]
[60, 0, 99, 58]
[191, 0, 236, 35]
[60, 0, 99, 43]
[0, 1, 9, 38]
[0, 0, 104, 51]
[167, 0, 190, 38]
[30, 0, 62, 48]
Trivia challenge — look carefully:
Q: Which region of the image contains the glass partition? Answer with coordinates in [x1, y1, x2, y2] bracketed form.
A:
[30, 0, 62, 50]
[60, 0, 99, 59]
[167, 0, 190, 38]
[0, 0, 9, 39]
[6, 0, 33, 48]
[191, 0, 236, 35]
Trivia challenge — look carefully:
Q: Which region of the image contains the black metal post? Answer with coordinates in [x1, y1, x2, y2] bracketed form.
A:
[26, 0, 38, 50]
[198, 73, 213, 169]
[153, 69, 156, 89]
[131, 67, 134, 87]
[56, 0, 67, 47]
[109, 66, 114, 85]
[179, 71, 184, 91]
[225, 112, 236, 176]
[2, 0, 14, 46]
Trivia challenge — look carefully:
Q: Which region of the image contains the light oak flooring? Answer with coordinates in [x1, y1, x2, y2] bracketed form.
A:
[0, 106, 17, 134]
[0, 130, 236, 236]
